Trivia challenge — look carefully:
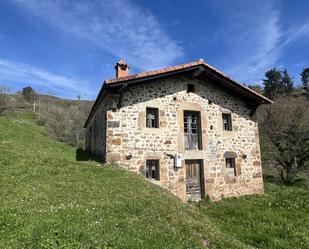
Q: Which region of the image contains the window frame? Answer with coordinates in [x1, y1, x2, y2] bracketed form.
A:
[145, 159, 160, 180]
[225, 157, 236, 177]
[222, 113, 233, 131]
[146, 107, 159, 128]
[184, 111, 202, 150]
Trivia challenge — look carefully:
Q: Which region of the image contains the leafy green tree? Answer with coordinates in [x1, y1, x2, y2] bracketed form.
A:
[248, 85, 263, 95]
[22, 86, 36, 102]
[263, 68, 295, 97]
[263, 68, 284, 98]
[301, 68, 309, 90]
[281, 69, 294, 94]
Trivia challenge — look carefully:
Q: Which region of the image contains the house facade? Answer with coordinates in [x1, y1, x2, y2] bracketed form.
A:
[84, 59, 272, 201]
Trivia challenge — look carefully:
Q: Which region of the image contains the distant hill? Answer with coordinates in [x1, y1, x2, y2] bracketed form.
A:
[5, 92, 93, 114]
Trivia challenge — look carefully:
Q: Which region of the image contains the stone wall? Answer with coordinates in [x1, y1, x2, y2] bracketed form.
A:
[85, 95, 112, 162]
[87, 75, 264, 201]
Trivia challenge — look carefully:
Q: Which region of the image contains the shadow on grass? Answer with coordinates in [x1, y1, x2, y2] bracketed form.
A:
[263, 174, 281, 184]
[76, 148, 90, 161]
[264, 174, 309, 189]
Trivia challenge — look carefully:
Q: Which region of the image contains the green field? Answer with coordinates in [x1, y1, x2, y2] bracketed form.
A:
[1, 112, 308, 248]
[197, 183, 309, 249]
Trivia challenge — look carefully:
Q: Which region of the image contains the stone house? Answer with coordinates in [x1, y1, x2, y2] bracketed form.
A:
[84, 59, 272, 201]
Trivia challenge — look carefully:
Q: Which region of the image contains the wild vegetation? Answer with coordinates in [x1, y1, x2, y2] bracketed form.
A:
[256, 68, 309, 186]
[0, 86, 10, 113]
[259, 96, 309, 185]
[38, 98, 91, 148]
[0, 86, 92, 148]
[0, 111, 250, 249]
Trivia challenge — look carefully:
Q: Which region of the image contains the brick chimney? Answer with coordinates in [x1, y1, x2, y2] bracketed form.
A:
[115, 59, 130, 78]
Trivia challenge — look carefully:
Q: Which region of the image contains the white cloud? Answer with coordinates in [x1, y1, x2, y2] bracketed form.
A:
[281, 23, 309, 48]
[223, 9, 282, 84]
[0, 58, 94, 98]
[11, 0, 183, 71]
[215, 1, 309, 85]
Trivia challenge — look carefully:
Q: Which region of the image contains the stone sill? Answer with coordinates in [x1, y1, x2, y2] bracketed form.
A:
[222, 130, 235, 138]
[142, 128, 166, 134]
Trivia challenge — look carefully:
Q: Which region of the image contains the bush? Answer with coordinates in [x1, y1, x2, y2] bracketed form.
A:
[259, 96, 309, 185]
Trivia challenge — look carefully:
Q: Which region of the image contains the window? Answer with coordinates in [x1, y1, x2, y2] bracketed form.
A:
[184, 111, 202, 150]
[145, 160, 160, 180]
[146, 107, 159, 128]
[187, 84, 195, 93]
[226, 158, 236, 177]
[222, 113, 232, 131]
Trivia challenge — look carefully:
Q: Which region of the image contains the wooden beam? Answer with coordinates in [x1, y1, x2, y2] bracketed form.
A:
[188, 67, 205, 78]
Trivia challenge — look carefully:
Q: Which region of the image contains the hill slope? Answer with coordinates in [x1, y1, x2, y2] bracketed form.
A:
[0, 112, 249, 249]
[197, 183, 309, 249]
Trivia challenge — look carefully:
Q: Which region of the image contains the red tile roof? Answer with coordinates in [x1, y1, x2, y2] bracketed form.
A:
[105, 60, 204, 84]
[104, 59, 272, 104]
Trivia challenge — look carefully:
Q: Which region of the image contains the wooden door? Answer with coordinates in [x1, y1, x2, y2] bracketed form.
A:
[185, 160, 203, 201]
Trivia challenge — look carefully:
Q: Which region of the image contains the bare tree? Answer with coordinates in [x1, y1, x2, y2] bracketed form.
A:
[69, 104, 88, 148]
[38, 99, 91, 148]
[0, 86, 9, 114]
[39, 104, 68, 140]
[260, 96, 309, 185]
[22, 86, 39, 112]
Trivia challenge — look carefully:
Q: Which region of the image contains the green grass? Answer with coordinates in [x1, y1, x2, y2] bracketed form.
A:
[1, 111, 309, 248]
[197, 183, 309, 249]
[0, 112, 249, 249]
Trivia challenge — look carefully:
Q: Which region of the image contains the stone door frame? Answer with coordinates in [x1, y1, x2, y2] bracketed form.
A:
[185, 159, 205, 201]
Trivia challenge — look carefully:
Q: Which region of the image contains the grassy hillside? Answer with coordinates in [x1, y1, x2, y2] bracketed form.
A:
[1, 112, 308, 249]
[0, 112, 249, 249]
[196, 183, 309, 249]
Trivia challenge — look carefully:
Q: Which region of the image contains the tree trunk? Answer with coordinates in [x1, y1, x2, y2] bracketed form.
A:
[75, 129, 79, 149]
[280, 168, 295, 186]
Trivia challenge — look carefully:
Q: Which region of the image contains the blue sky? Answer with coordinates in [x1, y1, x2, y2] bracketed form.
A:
[0, 0, 308, 99]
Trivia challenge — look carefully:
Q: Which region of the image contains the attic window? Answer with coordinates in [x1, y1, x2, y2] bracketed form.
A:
[187, 84, 195, 93]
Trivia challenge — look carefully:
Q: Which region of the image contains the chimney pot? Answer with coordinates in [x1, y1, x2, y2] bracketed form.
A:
[115, 59, 130, 78]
